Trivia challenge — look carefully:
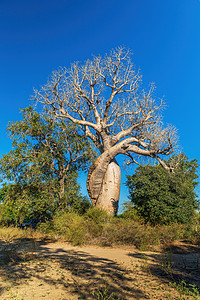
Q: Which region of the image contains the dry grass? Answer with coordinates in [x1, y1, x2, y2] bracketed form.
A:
[0, 228, 200, 299]
[0, 209, 199, 299]
[37, 209, 200, 251]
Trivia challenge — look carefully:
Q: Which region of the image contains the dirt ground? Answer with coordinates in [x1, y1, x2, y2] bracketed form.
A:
[0, 237, 200, 299]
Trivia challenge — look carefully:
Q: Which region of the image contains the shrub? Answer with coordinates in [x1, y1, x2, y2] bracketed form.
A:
[38, 208, 200, 249]
[101, 218, 160, 250]
[119, 201, 144, 222]
[51, 211, 87, 245]
[126, 155, 199, 225]
[84, 207, 111, 238]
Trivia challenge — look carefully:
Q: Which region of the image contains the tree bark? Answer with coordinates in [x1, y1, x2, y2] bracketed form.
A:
[59, 177, 65, 200]
[87, 155, 121, 216]
[95, 160, 121, 215]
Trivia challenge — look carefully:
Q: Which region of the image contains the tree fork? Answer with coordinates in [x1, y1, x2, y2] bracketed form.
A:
[35, 47, 177, 216]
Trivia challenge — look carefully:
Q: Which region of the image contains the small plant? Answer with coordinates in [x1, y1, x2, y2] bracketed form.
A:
[91, 283, 120, 300]
[160, 252, 174, 279]
[139, 254, 151, 275]
[169, 280, 199, 300]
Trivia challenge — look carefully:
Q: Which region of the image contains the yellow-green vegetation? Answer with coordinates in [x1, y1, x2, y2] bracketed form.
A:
[0, 224, 200, 300]
[37, 207, 200, 249]
[0, 206, 199, 251]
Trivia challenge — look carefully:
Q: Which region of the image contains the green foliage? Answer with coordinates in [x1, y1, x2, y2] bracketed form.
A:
[0, 106, 94, 225]
[91, 283, 120, 300]
[169, 281, 199, 300]
[85, 207, 110, 224]
[39, 207, 111, 245]
[52, 211, 88, 245]
[119, 201, 143, 221]
[0, 174, 90, 226]
[84, 207, 111, 238]
[126, 155, 199, 225]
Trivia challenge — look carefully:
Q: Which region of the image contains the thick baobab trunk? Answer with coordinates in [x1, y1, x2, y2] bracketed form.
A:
[87, 151, 121, 215]
[95, 160, 121, 215]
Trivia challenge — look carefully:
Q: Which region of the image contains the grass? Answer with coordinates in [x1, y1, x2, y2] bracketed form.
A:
[91, 282, 121, 300]
[136, 250, 200, 300]
[169, 281, 199, 300]
[1, 207, 199, 250]
[0, 207, 199, 299]
[0, 221, 200, 299]
[37, 207, 200, 250]
[0, 226, 48, 267]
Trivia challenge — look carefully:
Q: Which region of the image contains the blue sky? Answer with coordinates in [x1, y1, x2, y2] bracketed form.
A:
[0, 0, 200, 208]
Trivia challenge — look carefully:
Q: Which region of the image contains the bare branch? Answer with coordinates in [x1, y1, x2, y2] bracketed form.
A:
[34, 46, 178, 181]
[125, 152, 143, 167]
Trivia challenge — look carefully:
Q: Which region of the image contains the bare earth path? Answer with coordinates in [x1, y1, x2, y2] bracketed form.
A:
[0, 239, 200, 299]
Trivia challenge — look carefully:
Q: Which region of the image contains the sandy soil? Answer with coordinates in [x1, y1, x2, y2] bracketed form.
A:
[0, 239, 200, 299]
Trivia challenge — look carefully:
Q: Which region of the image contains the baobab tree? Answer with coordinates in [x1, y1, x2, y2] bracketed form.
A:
[34, 47, 177, 215]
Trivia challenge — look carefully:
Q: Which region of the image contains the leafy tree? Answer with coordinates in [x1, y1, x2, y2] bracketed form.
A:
[126, 155, 199, 225]
[34, 47, 177, 215]
[0, 107, 94, 224]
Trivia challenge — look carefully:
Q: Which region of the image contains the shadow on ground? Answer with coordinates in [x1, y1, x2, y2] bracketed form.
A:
[128, 243, 200, 294]
[0, 238, 145, 299]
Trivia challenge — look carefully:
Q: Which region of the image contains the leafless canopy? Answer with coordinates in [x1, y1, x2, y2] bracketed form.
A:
[34, 47, 177, 169]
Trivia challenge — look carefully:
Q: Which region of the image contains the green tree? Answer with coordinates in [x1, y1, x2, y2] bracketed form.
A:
[0, 107, 94, 225]
[126, 155, 199, 225]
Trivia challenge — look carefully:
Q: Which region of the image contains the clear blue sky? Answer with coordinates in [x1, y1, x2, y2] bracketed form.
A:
[0, 0, 200, 208]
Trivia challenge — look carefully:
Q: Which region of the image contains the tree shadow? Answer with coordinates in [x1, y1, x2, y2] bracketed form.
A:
[0, 238, 146, 299]
[128, 244, 200, 294]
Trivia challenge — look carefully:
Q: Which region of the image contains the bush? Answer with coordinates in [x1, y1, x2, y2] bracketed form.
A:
[126, 155, 199, 225]
[119, 201, 144, 222]
[101, 218, 160, 250]
[84, 207, 110, 238]
[50, 211, 87, 245]
[38, 208, 200, 249]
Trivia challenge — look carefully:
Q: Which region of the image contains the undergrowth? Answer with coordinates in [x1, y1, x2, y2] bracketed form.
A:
[0, 207, 199, 249]
[0, 213, 200, 300]
[37, 207, 200, 249]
